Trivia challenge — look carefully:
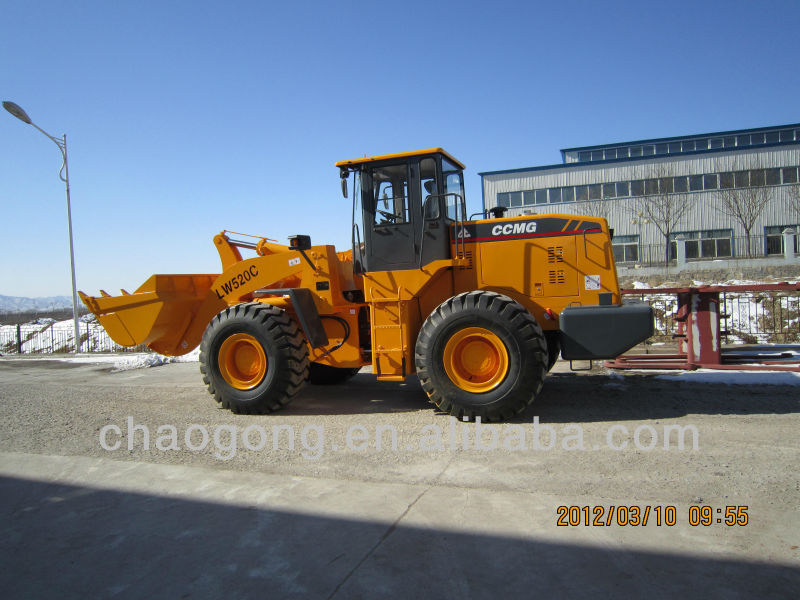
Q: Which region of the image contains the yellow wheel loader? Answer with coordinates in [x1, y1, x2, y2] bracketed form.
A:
[80, 148, 653, 421]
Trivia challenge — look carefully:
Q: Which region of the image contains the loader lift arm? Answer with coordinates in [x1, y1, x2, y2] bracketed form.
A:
[79, 231, 344, 356]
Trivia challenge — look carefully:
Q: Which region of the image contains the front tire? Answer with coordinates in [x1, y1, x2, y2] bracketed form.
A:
[415, 291, 547, 421]
[200, 303, 309, 414]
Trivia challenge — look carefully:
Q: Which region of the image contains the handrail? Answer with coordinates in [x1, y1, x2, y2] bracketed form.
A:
[352, 223, 365, 274]
[581, 225, 603, 257]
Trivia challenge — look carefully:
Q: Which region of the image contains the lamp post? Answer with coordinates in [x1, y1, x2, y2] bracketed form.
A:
[3, 101, 81, 353]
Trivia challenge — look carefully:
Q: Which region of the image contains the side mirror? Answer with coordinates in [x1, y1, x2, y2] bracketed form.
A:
[340, 170, 348, 198]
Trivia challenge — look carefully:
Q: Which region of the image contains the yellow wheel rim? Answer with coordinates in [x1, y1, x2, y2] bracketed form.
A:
[442, 327, 509, 393]
[218, 333, 267, 390]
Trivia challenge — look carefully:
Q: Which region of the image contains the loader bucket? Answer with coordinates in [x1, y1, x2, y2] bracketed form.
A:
[79, 274, 220, 356]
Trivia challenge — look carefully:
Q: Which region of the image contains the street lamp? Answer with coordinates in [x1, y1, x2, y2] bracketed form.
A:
[3, 100, 81, 353]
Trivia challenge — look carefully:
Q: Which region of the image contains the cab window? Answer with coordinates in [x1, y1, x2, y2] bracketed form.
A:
[442, 158, 465, 221]
[371, 163, 409, 226]
[420, 157, 439, 220]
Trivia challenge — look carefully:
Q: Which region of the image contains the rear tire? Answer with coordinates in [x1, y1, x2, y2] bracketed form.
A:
[200, 303, 309, 414]
[415, 291, 547, 421]
[307, 363, 361, 385]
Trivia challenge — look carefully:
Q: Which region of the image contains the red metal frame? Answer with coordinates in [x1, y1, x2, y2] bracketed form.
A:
[605, 283, 800, 372]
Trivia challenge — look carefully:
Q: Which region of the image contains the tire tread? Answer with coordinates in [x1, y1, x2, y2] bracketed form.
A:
[415, 291, 547, 421]
[199, 302, 309, 414]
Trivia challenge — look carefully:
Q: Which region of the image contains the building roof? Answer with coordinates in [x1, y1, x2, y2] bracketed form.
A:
[479, 123, 800, 177]
[559, 123, 800, 154]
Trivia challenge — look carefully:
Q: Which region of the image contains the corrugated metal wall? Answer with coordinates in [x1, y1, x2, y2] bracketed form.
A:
[482, 146, 800, 246]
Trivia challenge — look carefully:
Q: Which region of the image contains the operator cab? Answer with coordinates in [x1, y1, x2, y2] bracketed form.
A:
[337, 148, 466, 273]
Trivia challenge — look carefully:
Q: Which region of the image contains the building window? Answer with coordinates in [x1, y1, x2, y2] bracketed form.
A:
[765, 225, 799, 255]
[494, 163, 798, 216]
[555, 129, 799, 163]
[703, 174, 718, 190]
[719, 172, 734, 189]
[612, 235, 639, 263]
[765, 168, 781, 185]
[671, 230, 733, 260]
[497, 192, 520, 207]
[734, 171, 749, 188]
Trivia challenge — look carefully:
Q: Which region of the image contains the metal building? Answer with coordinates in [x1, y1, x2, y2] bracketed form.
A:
[479, 124, 800, 267]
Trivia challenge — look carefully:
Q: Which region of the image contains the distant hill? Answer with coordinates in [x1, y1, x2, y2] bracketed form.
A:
[0, 295, 74, 312]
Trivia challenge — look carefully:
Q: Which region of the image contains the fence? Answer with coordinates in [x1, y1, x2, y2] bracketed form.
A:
[0, 321, 148, 355]
[3, 290, 799, 355]
[625, 289, 800, 345]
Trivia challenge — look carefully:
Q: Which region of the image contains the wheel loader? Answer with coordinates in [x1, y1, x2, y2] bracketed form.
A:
[80, 148, 653, 421]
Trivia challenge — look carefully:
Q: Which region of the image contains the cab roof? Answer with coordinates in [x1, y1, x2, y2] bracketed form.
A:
[335, 147, 465, 169]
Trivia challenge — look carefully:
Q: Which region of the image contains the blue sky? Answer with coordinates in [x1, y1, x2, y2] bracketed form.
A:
[2, 0, 799, 297]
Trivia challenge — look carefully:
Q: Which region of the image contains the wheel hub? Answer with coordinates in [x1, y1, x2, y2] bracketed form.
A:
[442, 327, 509, 393]
[218, 333, 267, 390]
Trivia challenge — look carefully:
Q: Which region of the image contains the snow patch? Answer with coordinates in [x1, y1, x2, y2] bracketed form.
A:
[10, 348, 201, 371]
[654, 369, 800, 385]
[111, 348, 200, 371]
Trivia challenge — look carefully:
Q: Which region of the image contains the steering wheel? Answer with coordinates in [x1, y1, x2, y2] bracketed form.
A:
[377, 209, 397, 223]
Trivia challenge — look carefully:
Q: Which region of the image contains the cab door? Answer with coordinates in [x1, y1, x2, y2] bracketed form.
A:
[362, 161, 416, 271]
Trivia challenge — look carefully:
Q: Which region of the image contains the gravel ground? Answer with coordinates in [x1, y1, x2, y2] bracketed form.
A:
[0, 359, 798, 502]
[0, 356, 798, 597]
